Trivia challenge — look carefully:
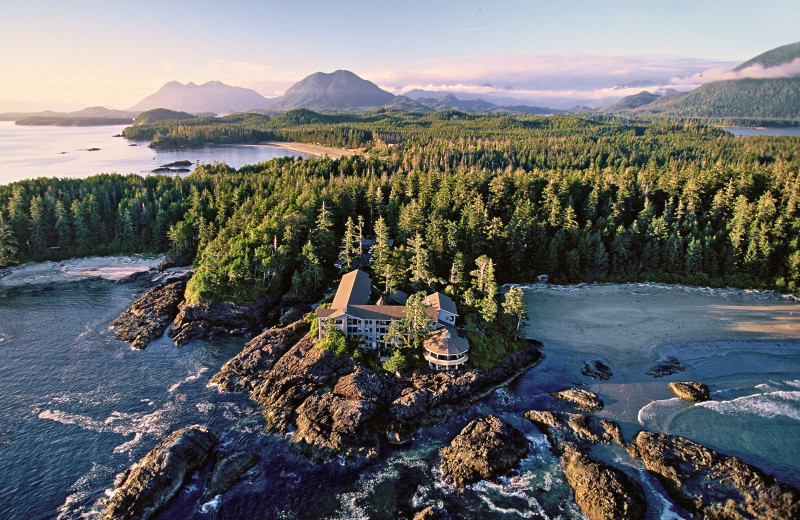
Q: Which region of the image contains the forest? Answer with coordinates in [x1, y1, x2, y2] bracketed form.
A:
[2, 112, 799, 366]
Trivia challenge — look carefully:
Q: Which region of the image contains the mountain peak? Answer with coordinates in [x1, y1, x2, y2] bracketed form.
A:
[129, 80, 272, 114]
[270, 70, 395, 112]
[733, 41, 800, 72]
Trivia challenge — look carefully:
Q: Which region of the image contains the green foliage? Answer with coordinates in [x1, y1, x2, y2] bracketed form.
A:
[466, 318, 526, 370]
[133, 108, 196, 126]
[316, 326, 361, 358]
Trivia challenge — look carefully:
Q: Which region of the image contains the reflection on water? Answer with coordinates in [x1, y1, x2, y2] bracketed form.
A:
[0, 121, 305, 184]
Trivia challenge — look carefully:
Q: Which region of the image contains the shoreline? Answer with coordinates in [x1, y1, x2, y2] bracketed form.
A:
[249, 141, 362, 159]
[523, 282, 800, 368]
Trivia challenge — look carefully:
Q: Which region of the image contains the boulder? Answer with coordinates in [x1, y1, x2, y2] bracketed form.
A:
[645, 356, 685, 377]
[333, 366, 388, 402]
[629, 431, 800, 519]
[157, 254, 191, 271]
[440, 415, 529, 489]
[525, 410, 624, 453]
[668, 381, 710, 402]
[169, 298, 275, 346]
[581, 360, 613, 380]
[114, 278, 188, 349]
[550, 388, 604, 411]
[562, 447, 646, 520]
[103, 425, 217, 520]
[292, 391, 380, 461]
[203, 450, 258, 501]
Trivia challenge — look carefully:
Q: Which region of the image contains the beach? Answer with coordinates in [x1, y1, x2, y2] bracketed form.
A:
[251, 141, 361, 159]
[522, 282, 800, 367]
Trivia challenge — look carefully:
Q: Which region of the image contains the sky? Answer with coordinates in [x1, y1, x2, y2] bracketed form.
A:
[1, 0, 799, 110]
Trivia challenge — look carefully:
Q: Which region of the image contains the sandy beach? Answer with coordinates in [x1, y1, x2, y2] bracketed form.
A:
[0, 254, 163, 288]
[249, 141, 361, 159]
[522, 282, 800, 367]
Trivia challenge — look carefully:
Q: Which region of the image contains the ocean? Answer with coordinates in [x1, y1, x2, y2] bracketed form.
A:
[0, 122, 305, 185]
[0, 263, 798, 519]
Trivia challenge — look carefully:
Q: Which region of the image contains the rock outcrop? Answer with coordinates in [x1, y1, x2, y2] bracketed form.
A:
[103, 425, 218, 520]
[211, 322, 543, 462]
[169, 298, 274, 346]
[210, 321, 310, 392]
[386, 342, 543, 444]
[440, 415, 529, 489]
[114, 278, 189, 349]
[561, 447, 646, 520]
[581, 360, 613, 380]
[668, 381, 710, 402]
[203, 450, 258, 501]
[629, 431, 800, 520]
[550, 388, 604, 411]
[645, 356, 685, 377]
[524, 410, 624, 452]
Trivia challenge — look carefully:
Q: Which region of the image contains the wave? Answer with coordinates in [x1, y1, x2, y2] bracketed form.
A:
[638, 397, 684, 425]
[697, 390, 800, 421]
[167, 367, 209, 393]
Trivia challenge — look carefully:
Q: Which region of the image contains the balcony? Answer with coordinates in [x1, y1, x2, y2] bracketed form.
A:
[424, 350, 468, 367]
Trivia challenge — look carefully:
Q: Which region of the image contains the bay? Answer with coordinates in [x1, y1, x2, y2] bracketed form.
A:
[0, 122, 306, 185]
[724, 126, 800, 137]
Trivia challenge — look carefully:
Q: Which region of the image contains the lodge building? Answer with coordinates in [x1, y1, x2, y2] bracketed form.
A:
[316, 269, 469, 370]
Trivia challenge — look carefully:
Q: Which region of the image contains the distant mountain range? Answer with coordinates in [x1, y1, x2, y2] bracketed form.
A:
[594, 41, 800, 120]
[128, 81, 274, 114]
[5, 41, 799, 125]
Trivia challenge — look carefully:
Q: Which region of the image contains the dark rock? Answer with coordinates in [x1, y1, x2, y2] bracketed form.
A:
[561, 447, 646, 520]
[550, 388, 604, 411]
[211, 321, 309, 392]
[333, 366, 387, 402]
[103, 425, 217, 520]
[645, 356, 685, 377]
[629, 431, 800, 520]
[440, 415, 529, 489]
[157, 254, 192, 271]
[292, 391, 380, 462]
[386, 341, 543, 443]
[668, 381, 710, 402]
[278, 306, 305, 325]
[169, 297, 275, 346]
[582, 360, 613, 380]
[203, 450, 258, 501]
[114, 278, 189, 349]
[524, 410, 624, 453]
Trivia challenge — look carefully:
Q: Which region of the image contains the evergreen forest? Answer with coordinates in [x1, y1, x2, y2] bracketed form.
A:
[3, 111, 800, 308]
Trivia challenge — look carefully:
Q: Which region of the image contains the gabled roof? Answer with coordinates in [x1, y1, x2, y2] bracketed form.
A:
[331, 269, 372, 310]
[426, 292, 458, 315]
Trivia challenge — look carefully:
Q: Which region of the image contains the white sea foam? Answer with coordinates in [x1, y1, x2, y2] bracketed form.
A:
[200, 494, 222, 514]
[637, 397, 683, 425]
[168, 367, 209, 393]
[633, 467, 691, 520]
[698, 390, 800, 421]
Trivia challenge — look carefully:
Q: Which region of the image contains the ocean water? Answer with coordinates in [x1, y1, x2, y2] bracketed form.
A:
[1, 267, 798, 519]
[0, 121, 305, 184]
[723, 126, 800, 137]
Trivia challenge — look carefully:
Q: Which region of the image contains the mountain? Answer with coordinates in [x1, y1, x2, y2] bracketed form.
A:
[129, 81, 274, 114]
[733, 41, 800, 71]
[634, 78, 800, 120]
[269, 70, 396, 112]
[598, 91, 661, 113]
[1, 106, 137, 122]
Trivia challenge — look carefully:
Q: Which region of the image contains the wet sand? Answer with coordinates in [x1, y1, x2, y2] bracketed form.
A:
[522, 283, 800, 368]
[250, 141, 361, 159]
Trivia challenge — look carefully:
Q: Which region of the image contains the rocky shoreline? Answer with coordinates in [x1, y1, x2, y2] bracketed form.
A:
[211, 321, 544, 462]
